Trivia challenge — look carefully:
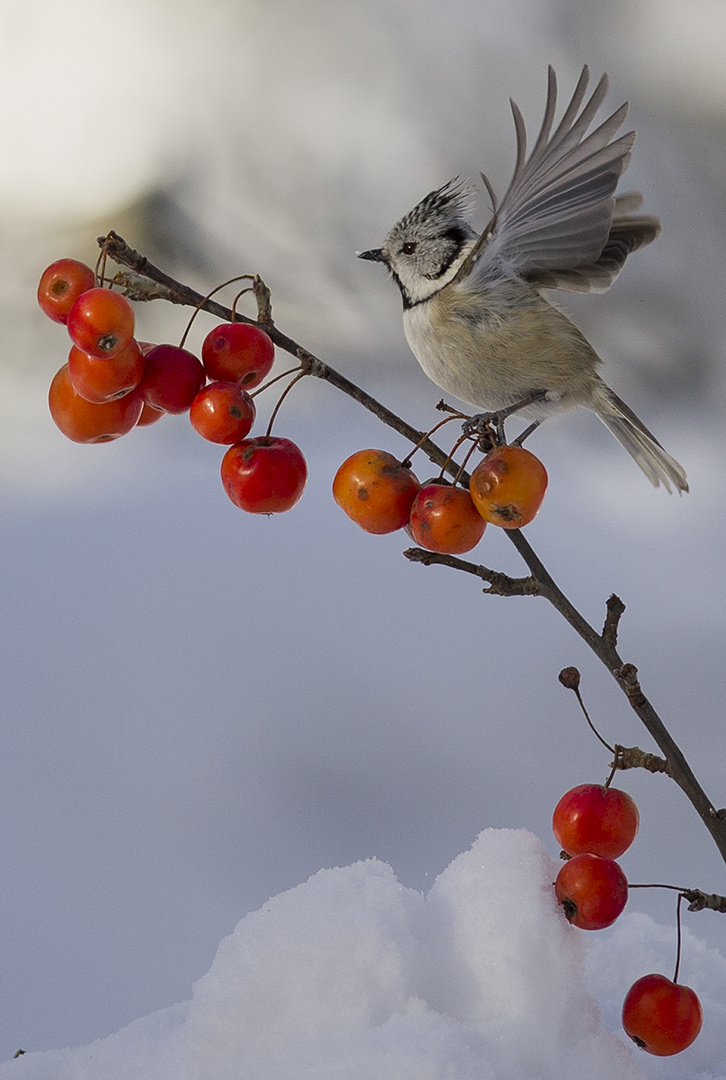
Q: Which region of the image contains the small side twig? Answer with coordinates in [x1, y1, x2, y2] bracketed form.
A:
[403, 548, 539, 596]
[110, 271, 185, 305]
[603, 594, 626, 649]
[681, 889, 726, 913]
[613, 663, 649, 710]
[612, 743, 670, 775]
[629, 882, 726, 914]
[252, 275, 273, 327]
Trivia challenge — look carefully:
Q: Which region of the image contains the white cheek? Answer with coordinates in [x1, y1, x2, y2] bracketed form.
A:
[393, 246, 473, 307]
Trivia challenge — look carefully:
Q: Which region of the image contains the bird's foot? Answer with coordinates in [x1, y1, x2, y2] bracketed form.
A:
[462, 391, 548, 445]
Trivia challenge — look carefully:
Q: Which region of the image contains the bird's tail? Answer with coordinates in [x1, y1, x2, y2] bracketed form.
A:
[591, 383, 688, 493]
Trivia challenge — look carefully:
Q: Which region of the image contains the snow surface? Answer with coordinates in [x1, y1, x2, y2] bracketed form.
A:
[4, 828, 724, 1080]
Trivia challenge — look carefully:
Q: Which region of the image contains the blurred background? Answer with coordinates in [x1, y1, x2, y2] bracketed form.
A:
[1, 0, 725, 1059]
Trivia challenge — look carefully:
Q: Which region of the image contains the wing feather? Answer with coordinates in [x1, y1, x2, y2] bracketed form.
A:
[456, 66, 647, 289]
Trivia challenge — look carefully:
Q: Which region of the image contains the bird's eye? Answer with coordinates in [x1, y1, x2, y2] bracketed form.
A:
[402, 242, 417, 255]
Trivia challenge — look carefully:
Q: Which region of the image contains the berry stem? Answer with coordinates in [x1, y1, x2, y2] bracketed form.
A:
[440, 432, 476, 484]
[402, 413, 462, 468]
[178, 274, 256, 348]
[251, 365, 304, 399]
[264, 370, 307, 439]
[559, 672, 616, 757]
[674, 892, 684, 984]
[231, 285, 254, 319]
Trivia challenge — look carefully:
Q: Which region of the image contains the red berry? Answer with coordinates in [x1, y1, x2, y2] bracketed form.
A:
[408, 481, 486, 554]
[137, 344, 205, 414]
[136, 402, 165, 427]
[622, 974, 702, 1056]
[133, 347, 165, 425]
[221, 436, 307, 513]
[332, 449, 420, 534]
[469, 445, 548, 528]
[202, 322, 274, 388]
[67, 288, 135, 359]
[554, 853, 628, 930]
[49, 364, 142, 443]
[67, 339, 145, 403]
[190, 381, 256, 444]
[37, 258, 96, 324]
[552, 784, 639, 860]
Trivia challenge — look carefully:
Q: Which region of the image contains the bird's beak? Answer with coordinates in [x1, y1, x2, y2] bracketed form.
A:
[356, 248, 385, 262]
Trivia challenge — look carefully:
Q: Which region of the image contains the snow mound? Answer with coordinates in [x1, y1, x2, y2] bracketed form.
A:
[0, 830, 650, 1079]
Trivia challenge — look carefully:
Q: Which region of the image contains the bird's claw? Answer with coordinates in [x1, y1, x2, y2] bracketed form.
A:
[462, 392, 548, 446]
[462, 412, 504, 452]
[461, 412, 499, 439]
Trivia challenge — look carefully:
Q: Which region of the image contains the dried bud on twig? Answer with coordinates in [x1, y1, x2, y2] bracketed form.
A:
[559, 666, 581, 691]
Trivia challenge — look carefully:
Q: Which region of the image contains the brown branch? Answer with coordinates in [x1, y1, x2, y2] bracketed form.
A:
[97, 231, 726, 869]
[100, 232, 462, 482]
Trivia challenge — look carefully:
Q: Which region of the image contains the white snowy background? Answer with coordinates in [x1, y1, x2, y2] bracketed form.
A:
[1, 1, 725, 1077]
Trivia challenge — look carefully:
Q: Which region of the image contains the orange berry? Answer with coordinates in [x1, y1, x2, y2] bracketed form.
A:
[49, 364, 142, 443]
[408, 481, 486, 553]
[469, 445, 547, 528]
[333, 449, 420, 534]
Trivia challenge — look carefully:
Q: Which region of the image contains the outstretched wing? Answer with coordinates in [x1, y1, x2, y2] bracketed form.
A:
[457, 66, 643, 289]
[525, 192, 661, 292]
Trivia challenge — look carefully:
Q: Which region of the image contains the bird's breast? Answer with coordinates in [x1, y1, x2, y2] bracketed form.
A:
[402, 282, 599, 413]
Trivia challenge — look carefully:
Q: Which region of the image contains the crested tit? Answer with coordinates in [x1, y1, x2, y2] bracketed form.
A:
[358, 66, 688, 493]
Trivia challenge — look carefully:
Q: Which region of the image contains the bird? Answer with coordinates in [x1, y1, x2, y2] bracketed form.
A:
[357, 65, 688, 494]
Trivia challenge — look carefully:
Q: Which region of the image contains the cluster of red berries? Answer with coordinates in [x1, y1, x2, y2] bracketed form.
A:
[552, 782, 702, 1056]
[332, 443, 548, 551]
[38, 259, 308, 513]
